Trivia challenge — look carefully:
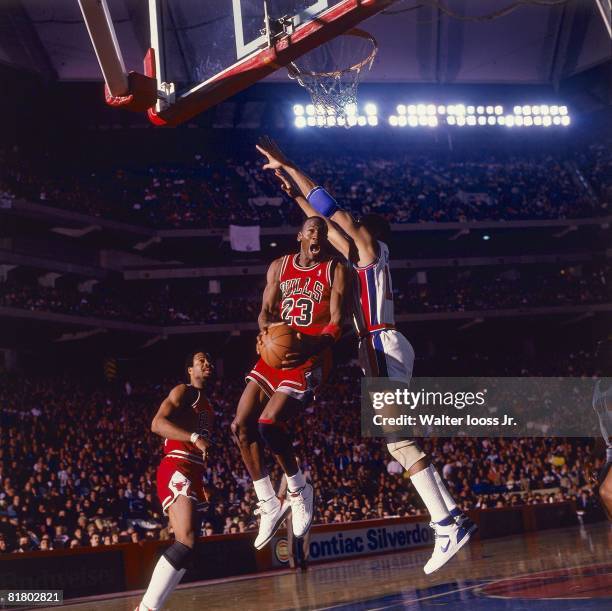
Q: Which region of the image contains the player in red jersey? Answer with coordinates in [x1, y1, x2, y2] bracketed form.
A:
[135, 351, 214, 611]
[232, 216, 348, 550]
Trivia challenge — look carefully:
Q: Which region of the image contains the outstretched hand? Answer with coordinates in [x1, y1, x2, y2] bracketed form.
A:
[256, 135, 291, 171]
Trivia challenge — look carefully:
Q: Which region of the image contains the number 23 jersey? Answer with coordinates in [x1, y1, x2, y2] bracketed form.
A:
[278, 254, 337, 336]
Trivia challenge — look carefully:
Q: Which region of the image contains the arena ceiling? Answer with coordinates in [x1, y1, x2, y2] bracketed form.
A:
[0, 0, 609, 86]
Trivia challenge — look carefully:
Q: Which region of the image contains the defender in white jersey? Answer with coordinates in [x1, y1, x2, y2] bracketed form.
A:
[257, 136, 475, 574]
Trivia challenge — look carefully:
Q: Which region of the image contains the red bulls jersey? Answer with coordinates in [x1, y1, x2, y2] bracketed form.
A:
[278, 254, 336, 336]
[163, 384, 213, 467]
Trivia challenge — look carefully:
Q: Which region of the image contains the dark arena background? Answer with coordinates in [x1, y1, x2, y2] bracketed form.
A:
[0, 1, 611, 610]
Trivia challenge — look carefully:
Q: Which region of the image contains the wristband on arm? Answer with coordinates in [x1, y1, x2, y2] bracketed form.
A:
[321, 323, 341, 342]
[307, 186, 339, 217]
[190, 432, 201, 444]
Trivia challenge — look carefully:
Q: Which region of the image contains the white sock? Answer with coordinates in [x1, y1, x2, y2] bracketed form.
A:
[433, 469, 459, 514]
[253, 475, 275, 502]
[141, 555, 186, 610]
[410, 465, 453, 524]
[287, 468, 306, 492]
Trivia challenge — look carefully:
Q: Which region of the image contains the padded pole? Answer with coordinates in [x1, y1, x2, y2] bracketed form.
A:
[78, 0, 129, 97]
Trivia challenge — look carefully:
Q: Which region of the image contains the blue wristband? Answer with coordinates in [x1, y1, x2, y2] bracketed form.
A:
[307, 186, 339, 218]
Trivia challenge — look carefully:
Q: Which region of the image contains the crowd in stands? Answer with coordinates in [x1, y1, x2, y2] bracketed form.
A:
[0, 263, 609, 325]
[1, 140, 609, 228]
[0, 355, 606, 554]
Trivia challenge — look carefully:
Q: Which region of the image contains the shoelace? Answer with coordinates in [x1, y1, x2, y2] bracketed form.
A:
[254, 497, 277, 517]
[289, 486, 307, 517]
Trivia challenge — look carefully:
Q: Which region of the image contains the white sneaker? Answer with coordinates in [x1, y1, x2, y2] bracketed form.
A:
[423, 521, 472, 575]
[288, 482, 314, 538]
[253, 496, 291, 550]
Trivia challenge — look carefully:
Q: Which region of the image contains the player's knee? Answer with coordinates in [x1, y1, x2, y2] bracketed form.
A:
[163, 540, 196, 570]
[258, 419, 290, 455]
[387, 440, 427, 471]
[231, 418, 252, 447]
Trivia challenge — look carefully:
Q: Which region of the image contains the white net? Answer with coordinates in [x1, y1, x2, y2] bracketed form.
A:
[287, 29, 377, 127]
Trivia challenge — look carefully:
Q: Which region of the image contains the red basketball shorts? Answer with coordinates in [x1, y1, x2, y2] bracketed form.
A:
[246, 348, 332, 402]
[156, 457, 208, 515]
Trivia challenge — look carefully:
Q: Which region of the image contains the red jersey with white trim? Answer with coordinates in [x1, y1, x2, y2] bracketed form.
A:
[353, 241, 395, 335]
[278, 254, 336, 336]
[163, 384, 214, 467]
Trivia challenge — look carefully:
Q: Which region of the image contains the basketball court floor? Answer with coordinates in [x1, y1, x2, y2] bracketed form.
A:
[48, 521, 611, 610]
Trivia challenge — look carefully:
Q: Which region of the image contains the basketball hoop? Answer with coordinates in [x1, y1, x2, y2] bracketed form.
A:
[287, 28, 378, 127]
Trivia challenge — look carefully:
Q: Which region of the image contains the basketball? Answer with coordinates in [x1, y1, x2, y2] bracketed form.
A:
[259, 324, 300, 369]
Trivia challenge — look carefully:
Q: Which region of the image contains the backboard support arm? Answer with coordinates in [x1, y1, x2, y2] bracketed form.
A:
[77, 0, 129, 97]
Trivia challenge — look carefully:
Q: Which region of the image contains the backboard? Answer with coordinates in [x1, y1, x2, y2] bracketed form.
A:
[146, 0, 394, 125]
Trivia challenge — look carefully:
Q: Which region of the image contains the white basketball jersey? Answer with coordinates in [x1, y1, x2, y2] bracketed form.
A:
[353, 241, 395, 335]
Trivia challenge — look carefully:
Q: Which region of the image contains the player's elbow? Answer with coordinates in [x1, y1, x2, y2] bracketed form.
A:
[151, 416, 161, 435]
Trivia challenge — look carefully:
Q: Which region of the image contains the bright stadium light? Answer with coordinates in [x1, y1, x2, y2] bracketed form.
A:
[467, 105, 475, 114]
[337, 116, 346, 126]
[317, 115, 326, 126]
[477, 106, 485, 114]
[486, 105, 494, 115]
[293, 104, 305, 116]
[467, 115, 476, 126]
[543, 116, 552, 127]
[368, 116, 378, 126]
[357, 116, 367, 126]
[417, 104, 427, 115]
[295, 116, 306, 128]
[397, 104, 406, 115]
[418, 115, 428, 126]
[347, 115, 358, 126]
[487, 116, 496, 126]
[524, 116, 533, 127]
[506, 115, 515, 127]
[398, 116, 407, 127]
[365, 103, 377, 116]
[495, 105, 503, 115]
[457, 116, 466, 126]
[515, 116, 524, 126]
[552, 116, 561, 125]
[327, 116, 337, 127]
[478, 116, 486, 125]
[316, 104, 326, 116]
[345, 103, 357, 117]
[455, 104, 466, 115]
[438, 105, 447, 114]
[427, 104, 436, 115]
[522, 105, 531, 115]
[532, 106, 541, 115]
[550, 105, 559, 115]
[534, 116, 543, 126]
[389, 115, 398, 126]
[408, 116, 418, 127]
[447, 115, 456, 125]
[559, 106, 568, 115]
[561, 116, 571, 126]
[540, 105, 549, 115]
[306, 104, 315, 116]
[307, 116, 316, 126]
[428, 116, 438, 127]
[497, 116, 505, 125]
[514, 106, 522, 115]
[407, 104, 417, 115]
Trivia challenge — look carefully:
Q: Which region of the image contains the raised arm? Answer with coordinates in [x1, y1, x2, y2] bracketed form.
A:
[151, 384, 209, 454]
[256, 136, 378, 266]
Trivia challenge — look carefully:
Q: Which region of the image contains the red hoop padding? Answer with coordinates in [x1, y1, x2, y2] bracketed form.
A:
[104, 70, 157, 113]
